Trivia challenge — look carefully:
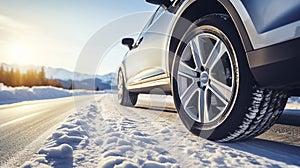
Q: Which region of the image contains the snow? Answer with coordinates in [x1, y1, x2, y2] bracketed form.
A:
[20, 94, 300, 168]
[0, 85, 104, 105]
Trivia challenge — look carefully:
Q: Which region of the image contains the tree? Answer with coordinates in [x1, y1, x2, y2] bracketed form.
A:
[13, 68, 21, 86]
[0, 65, 4, 84]
[6, 68, 14, 86]
[0, 66, 63, 88]
[39, 67, 46, 86]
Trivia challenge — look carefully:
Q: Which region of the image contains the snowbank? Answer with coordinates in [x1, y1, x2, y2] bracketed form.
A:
[0, 85, 104, 105]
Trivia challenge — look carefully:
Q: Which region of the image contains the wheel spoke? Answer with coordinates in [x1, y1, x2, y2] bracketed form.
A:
[205, 40, 227, 69]
[189, 38, 203, 70]
[210, 76, 232, 98]
[178, 61, 198, 79]
[180, 82, 199, 108]
[198, 89, 209, 123]
[208, 77, 232, 104]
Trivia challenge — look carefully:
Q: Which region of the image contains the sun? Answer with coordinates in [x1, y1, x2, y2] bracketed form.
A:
[9, 42, 33, 65]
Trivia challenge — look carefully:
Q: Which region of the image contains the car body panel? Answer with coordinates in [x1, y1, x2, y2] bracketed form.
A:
[120, 0, 300, 93]
[230, 0, 300, 50]
[122, 7, 176, 91]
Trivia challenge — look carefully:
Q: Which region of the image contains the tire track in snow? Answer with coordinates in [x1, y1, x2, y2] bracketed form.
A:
[22, 94, 300, 167]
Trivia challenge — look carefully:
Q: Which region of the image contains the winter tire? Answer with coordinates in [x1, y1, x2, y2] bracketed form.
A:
[172, 14, 288, 142]
[118, 71, 138, 106]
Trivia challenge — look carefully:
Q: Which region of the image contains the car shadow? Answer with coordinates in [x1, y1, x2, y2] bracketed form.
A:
[277, 109, 300, 126]
[135, 105, 177, 113]
[223, 138, 300, 166]
[222, 109, 300, 166]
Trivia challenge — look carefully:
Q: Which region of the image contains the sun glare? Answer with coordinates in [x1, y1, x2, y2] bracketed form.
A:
[9, 42, 33, 65]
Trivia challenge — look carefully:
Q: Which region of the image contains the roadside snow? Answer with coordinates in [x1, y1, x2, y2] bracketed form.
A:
[0, 85, 104, 105]
[286, 97, 300, 110]
[22, 94, 300, 167]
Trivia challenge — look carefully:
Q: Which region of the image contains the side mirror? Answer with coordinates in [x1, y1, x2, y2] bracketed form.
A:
[145, 0, 172, 9]
[122, 38, 134, 50]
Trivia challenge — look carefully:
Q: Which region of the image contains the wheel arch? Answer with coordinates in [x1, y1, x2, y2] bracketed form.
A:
[168, 0, 253, 74]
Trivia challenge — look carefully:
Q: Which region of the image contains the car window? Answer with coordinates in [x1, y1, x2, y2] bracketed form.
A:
[135, 7, 164, 45]
[148, 7, 164, 26]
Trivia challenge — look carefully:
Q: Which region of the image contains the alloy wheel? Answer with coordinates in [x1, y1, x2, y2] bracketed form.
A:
[177, 32, 237, 126]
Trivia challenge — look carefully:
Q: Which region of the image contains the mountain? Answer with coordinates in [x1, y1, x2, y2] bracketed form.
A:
[0, 63, 117, 90]
[46, 67, 115, 82]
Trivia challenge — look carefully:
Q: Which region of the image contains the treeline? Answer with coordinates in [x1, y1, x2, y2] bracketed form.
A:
[0, 65, 62, 88]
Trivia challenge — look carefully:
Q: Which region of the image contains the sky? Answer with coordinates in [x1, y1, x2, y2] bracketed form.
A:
[0, 0, 157, 74]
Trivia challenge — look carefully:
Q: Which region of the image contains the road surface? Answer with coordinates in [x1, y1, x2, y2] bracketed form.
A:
[0, 95, 94, 167]
[1, 94, 300, 167]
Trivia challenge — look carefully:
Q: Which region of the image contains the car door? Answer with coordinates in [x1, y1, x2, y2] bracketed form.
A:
[123, 7, 167, 88]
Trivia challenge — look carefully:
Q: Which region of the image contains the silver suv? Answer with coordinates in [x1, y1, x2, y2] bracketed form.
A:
[118, 0, 300, 142]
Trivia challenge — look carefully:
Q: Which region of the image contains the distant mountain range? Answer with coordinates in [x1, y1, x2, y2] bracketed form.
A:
[1, 63, 116, 90]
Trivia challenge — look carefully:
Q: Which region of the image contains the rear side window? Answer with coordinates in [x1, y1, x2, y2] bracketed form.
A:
[135, 7, 165, 45]
[148, 7, 164, 26]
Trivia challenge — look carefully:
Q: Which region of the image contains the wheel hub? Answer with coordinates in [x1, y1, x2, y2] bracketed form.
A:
[200, 71, 209, 85]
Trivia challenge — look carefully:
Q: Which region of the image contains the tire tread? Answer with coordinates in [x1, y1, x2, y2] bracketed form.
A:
[218, 87, 287, 142]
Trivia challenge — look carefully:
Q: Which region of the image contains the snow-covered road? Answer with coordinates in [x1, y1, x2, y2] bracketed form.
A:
[17, 94, 300, 168]
[0, 96, 95, 167]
